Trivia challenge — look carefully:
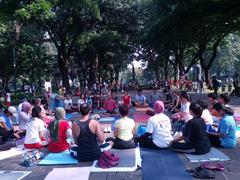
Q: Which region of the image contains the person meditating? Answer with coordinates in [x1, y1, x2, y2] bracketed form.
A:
[48, 107, 75, 153]
[106, 105, 137, 149]
[135, 89, 148, 107]
[122, 90, 131, 108]
[207, 103, 237, 148]
[24, 106, 48, 149]
[104, 93, 117, 114]
[63, 95, 78, 113]
[71, 104, 112, 161]
[170, 102, 211, 155]
[139, 101, 173, 149]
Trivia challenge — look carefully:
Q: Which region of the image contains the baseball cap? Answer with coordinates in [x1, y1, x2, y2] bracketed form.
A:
[8, 106, 17, 117]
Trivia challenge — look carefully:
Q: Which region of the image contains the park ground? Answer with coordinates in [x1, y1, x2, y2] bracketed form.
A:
[0, 91, 240, 180]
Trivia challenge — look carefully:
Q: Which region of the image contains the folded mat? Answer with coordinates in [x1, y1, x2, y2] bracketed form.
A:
[134, 112, 150, 123]
[44, 167, 91, 180]
[185, 148, 230, 163]
[141, 148, 192, 180]
[38, 151, 78, 165]
[91, 147, 141, 172]
[0, 171, 31, 180]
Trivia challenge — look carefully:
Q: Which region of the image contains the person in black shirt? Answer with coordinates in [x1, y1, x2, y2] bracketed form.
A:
[170, 102, 211, 154]
[163, 89, 172, 107]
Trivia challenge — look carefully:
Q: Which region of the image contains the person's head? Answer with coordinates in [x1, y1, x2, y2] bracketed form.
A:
[22, 102, 32, 113]
[137, 89, 142, 96]
[163, 89, 168, 94]
[33, 98, 41, 106]
[212, 102, 234, 117]
[80, 93, 85, 99]
[189, 102, 203, 118]
[88, 91, 91, 95]
[124, 90, 128, 96]
[55, 107, 66, 121]
[153, 101, 165, 114]
[5, 106, 17, 117]
[219, 93, 230, 105]
[80, 104, 91, 116]
[31, 106, 42, 119]
[153, 89, 157, 93]
[197, 100, 208, 110]
[207, 93, 218, 104]
[119, 104, 129, 117]
[107, 93, 112, 99]
[180, 91, 191, 103]
[66, 94, 70, 100]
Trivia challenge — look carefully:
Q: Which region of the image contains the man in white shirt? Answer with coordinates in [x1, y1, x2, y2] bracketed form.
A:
[139, 101, 173, 149]
[135, 90, 148, 107]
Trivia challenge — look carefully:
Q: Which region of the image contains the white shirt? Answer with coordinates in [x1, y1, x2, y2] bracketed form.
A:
[147, 113, 173, 148]
[114, 117, 135, 141]
[6, 93, 11, 102]
[78, 99, 86, 106]
[180, 102, 193, 122]
[201, 109, 213, 125]
[64, 99, 72, 109]
[135, 95, 146, 104]
[24, 117, 45, 144]
[18, 111, 31, 130]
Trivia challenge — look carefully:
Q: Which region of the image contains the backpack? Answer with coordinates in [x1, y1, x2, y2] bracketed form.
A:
[98, 151, 119, 169]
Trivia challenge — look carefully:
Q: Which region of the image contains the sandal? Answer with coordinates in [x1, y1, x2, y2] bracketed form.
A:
[192, 168, 215, 179]
[201, 163, 224, 171]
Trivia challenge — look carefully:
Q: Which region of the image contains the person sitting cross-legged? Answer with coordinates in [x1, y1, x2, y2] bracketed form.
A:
[138, 101, 173, 149]
[71, 104, 112, 162]
[207, 103, 237, 148]
[104, 93, 117, 114]
[135, 89, 148, 108]
[170, 102, 211, 155]
[48, 107, 75, 153]
[106, 105, 137, 149]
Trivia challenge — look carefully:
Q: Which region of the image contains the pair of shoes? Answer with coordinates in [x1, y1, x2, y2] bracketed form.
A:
[186, 167, 215, 179]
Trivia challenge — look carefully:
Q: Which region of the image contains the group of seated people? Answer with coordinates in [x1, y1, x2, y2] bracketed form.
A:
[0, 89, 238, 163]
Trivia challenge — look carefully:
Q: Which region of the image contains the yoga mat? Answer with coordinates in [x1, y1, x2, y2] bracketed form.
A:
[185, 148, 230, 162]
[38, 151, 78, 165]
[44, 167, 91, 180]
[65, 114, 74, 120]
[134, 112, 150, 123]
[0, 146, 31, 161]
[0, 171, 31, 180]
[91, 147, 141, 172]
[99, 117, 115, 122]
[141, 148, 191, 180]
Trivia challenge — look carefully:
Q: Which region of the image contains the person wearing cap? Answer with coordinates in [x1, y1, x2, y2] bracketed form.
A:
[138, 101, 173, 149]
[0, 106, 22, 141]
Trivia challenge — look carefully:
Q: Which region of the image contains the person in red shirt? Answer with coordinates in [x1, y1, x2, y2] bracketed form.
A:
[122, 90, 131, 108]
[48, 107, 75, 153]
[104, 93, 117, 114]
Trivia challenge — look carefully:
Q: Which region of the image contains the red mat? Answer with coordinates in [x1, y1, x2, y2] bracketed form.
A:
[134, 112, 150, 123]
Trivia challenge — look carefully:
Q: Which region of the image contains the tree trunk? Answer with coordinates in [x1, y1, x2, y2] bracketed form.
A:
[202, 65, 211, 88]
[57, 54, 70, 91]
[88, 55, 99, 89]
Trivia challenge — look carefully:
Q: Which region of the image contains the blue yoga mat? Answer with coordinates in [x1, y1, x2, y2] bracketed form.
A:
[38, 151, 78, 166]
[141, 148, 192, 180]
[65, 114, 74, 120]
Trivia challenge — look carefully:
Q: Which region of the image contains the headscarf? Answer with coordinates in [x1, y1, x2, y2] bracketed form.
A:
[22, 102, 32, 113]
[49, 107, 65, 142]
[153, 101, 165, 114]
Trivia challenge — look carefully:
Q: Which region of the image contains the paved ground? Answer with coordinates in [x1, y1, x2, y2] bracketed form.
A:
[0, 90, 240, 180]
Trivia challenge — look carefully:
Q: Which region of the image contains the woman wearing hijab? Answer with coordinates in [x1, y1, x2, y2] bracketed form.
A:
[18, 102, 32, 131]
[48, 107, 75, 153]
[138, 101, 173, 149]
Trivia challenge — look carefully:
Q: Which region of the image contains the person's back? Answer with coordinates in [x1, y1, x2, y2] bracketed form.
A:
[185, 117, 211, 153]
[219, 115, 237, 148]
[75, 119, 101, 161]
[115, 117, 135, 141]
[48, 120, 70, 152]
[148, 113, 173, 147]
